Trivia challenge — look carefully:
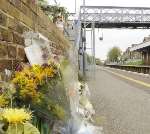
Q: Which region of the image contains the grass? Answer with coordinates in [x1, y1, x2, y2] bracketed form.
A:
[125, 60, 144, 66]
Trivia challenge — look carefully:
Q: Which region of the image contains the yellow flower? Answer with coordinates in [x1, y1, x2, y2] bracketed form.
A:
[12, 64, 59, 104]
[43, 67, 55, 78]
[1, 108, 32, 124]
[32, 65, 43, 74]
[0, 95, 9, 108]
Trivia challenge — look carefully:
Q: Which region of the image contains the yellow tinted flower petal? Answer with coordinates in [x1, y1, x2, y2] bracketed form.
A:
[2, 108, 32, 124]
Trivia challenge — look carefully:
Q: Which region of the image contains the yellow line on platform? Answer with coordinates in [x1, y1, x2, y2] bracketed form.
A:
[106, 69, 150, 88]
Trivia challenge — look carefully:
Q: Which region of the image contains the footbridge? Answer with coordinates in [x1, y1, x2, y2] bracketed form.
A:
[80, 6, 150, 28]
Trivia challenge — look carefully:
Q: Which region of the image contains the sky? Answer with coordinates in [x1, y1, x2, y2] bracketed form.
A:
[48, 0, 150, 60]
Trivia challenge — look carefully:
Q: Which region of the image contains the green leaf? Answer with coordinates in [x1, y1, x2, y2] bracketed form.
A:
[6, 122, 40, 134]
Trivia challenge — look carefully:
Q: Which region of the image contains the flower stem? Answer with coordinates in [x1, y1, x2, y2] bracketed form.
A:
[15, 124, 18, 134]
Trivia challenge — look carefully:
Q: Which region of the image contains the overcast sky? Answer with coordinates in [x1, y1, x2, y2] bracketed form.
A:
[48, 0, 150, 60]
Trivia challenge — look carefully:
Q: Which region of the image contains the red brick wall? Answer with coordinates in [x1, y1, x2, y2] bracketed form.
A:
[0, 0, 69, 71]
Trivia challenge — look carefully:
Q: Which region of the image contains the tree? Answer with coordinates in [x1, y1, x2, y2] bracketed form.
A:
[107, 46, 121, 62]
[39, 3, 69, 23]
[38, 0, 48, 6]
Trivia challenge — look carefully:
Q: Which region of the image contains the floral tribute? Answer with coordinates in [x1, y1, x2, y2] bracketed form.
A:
[12, 63, 59, 104]
[12, 61, 66, 120]
[0, 60, 68, 134]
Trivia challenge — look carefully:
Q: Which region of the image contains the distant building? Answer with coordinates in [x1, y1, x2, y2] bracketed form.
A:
[123, 46, 142, 60]
[130, 35, 150, 65]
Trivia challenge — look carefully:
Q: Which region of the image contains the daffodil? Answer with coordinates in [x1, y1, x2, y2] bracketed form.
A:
[1, 108, 32, 124]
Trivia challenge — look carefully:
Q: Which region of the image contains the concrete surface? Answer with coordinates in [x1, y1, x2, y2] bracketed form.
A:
[88, 66, 150, 134]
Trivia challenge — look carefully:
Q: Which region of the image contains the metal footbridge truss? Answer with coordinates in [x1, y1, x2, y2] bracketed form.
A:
[80, 6, 150, 28]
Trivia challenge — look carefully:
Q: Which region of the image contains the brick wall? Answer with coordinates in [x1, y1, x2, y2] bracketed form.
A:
[0, 0, 69, 71]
